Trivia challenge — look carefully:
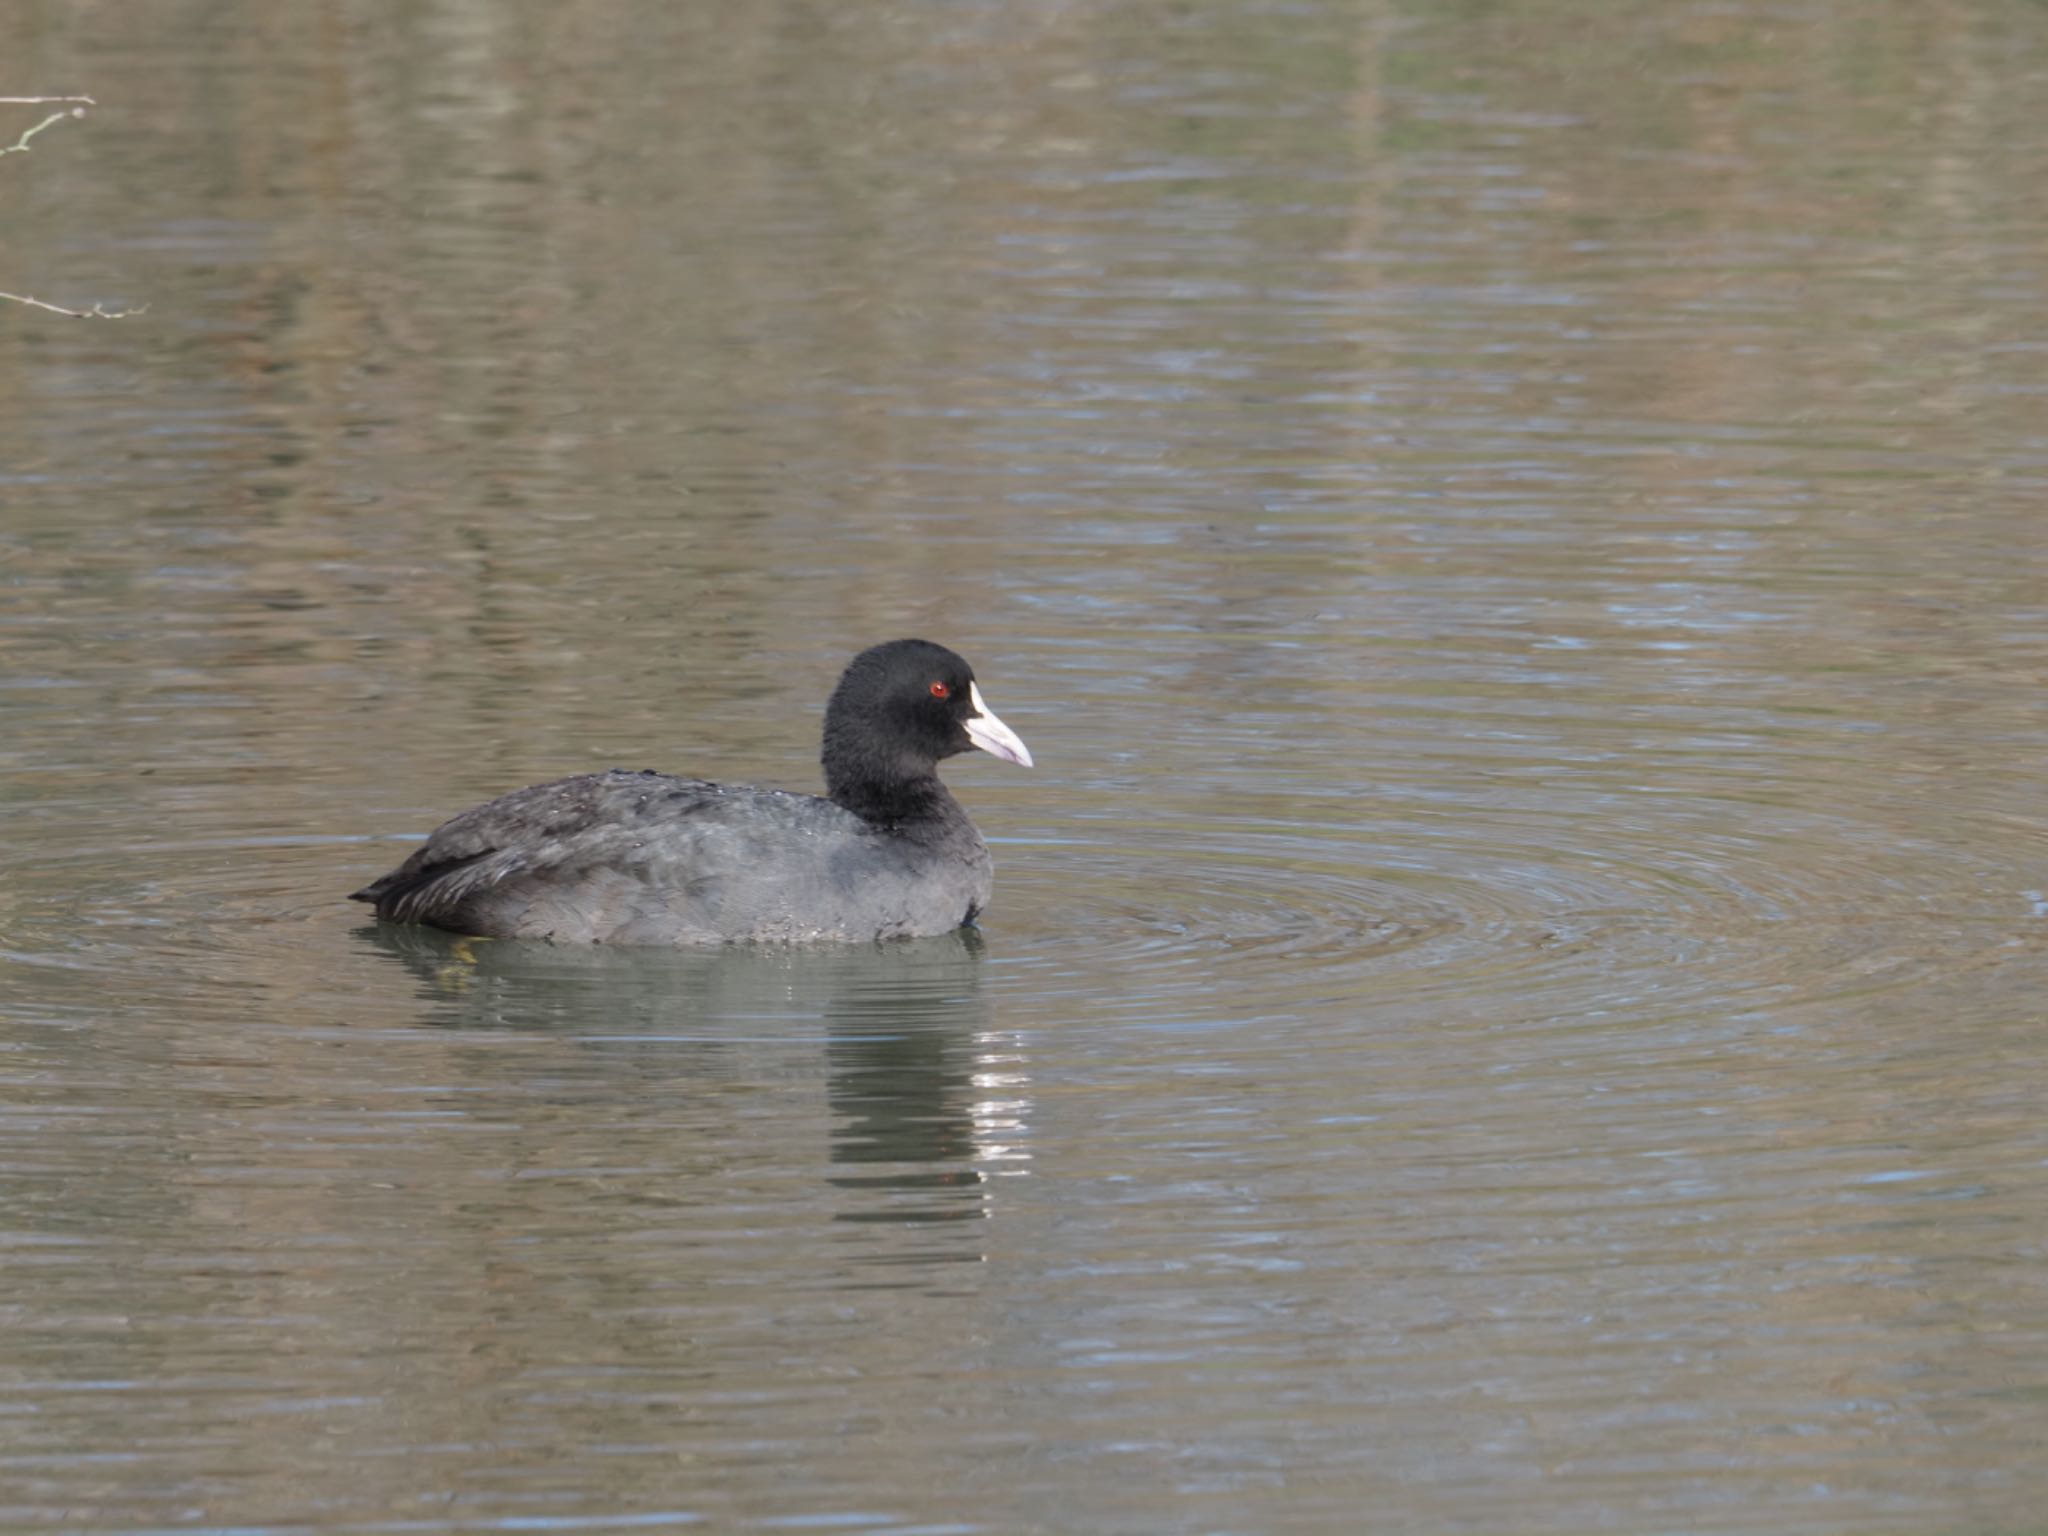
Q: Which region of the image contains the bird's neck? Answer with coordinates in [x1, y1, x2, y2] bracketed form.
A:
[827, 768, 960, 832]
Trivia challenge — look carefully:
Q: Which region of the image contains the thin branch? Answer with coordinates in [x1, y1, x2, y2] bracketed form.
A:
[0, 290, 147, 319]
[3, 94, 139, 319]
[2, 109, 85, 155]
[3, 96, 94, 155]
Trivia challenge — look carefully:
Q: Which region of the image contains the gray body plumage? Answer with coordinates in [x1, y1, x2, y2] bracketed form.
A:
[353, 769, 995, 945]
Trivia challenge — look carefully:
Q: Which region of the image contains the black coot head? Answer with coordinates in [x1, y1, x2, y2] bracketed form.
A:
[823, 639, 1031, 813]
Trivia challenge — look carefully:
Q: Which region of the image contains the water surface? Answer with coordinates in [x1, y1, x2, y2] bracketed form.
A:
[4, 2, 2047, 1531]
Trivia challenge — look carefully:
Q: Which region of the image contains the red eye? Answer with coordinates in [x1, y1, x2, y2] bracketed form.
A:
[929, 680, 951, 699]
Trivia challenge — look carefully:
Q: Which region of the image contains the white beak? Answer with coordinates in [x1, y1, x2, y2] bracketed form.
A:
[963, 680, 1033, 768]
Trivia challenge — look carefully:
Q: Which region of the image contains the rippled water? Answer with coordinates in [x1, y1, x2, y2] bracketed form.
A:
[5, 2, 2048, 1531]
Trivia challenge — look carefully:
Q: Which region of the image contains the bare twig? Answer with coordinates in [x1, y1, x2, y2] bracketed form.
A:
[0, 290, 146, 319]
[2, 94, 94, 154]
[3, 109, 79, 155]
[2, 94, 141, 319]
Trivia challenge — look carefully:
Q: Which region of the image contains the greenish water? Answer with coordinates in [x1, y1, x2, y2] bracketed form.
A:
[4, 2, 2046, 1531]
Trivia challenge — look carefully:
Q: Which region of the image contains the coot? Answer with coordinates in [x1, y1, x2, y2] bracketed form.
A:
[350, 639, 1032, 944]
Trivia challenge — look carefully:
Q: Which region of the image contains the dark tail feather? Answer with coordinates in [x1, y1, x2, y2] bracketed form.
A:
[350, 849, 498, 923]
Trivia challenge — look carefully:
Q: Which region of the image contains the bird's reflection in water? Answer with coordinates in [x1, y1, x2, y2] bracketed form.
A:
[357, 923, 1029, 1249]
[824, 927, 1029, 1231]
